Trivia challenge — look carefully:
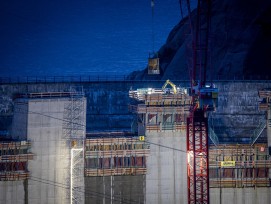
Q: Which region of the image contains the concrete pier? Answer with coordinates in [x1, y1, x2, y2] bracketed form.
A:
[10, 94, 86, 203]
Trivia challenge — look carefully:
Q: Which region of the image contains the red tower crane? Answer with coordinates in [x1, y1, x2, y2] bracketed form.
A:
[186, 0, 218, 203]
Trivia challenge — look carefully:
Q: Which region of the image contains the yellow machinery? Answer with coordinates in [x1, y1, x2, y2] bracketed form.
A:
[162, 79, 177, 94]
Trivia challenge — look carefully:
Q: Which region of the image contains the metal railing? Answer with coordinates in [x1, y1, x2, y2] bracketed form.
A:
[162, 122, 174, 130]
[250, 119, 267, 145]
[209, 127, 219, 146]
[1, 73, 271, 84]
[0, 75, 132, 84]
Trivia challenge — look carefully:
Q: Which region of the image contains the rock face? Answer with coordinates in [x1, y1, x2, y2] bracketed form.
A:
[130, 0, 271, 80]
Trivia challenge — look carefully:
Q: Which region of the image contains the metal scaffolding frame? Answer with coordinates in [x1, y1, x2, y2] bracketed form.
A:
[187, 111, 209, 204]
[71, 148, 84, 204]
[85, 137, 149, 176]
[62, 86, 85, 204]
[209, 144, 271, 188]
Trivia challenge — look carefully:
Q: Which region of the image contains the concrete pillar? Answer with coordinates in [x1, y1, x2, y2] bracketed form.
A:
[267, 107, 271, 181]
[11, 97, 86, 204]
[145, 131, 187, 204]
[267, 108, 271, 149]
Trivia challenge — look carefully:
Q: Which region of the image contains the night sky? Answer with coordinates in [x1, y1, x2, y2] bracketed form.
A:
[0, 0, 181, 77]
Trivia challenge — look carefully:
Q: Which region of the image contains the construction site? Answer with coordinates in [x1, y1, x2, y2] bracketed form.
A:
[1, 0, 271, 203]
[0, 80, 270, 204]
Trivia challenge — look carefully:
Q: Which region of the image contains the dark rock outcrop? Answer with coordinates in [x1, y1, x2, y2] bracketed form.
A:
[130, 0, 271, 80]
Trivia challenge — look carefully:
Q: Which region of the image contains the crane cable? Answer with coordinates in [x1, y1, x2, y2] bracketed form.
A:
[151, 0, 155, 54]
[185, 0, 196, 89]
[179, 0, 184, 19]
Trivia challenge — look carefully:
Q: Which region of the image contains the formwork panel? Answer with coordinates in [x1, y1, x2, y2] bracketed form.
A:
[209, 144, 271, 188]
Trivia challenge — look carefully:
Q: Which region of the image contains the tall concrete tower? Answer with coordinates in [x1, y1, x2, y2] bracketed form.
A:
[129, 84, 191, 204]
[11, 90, 86, 204]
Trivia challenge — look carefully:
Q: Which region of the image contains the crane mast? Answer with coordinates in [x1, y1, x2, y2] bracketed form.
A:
[186, 0, 217, 204]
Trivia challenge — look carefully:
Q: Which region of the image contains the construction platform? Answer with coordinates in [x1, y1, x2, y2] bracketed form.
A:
[85, 132, 149, 176]
[209, 144, 271, 188]
[129, 84, 191, 134]
[0, 140, 33, 181]
[259, 89, 271, 111]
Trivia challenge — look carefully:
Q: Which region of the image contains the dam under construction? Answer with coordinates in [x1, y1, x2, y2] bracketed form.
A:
[0, 77, 271, 203]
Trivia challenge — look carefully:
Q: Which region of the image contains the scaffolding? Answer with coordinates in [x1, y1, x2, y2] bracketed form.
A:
[130, 83, 190, 204]
[209, 144, 271, 188]
[85, 134, 149, 176]
[62, 87, 86, 204]
[187, 110, 209, 204]
[129, 86, 191, 134]
[0, 141, 33, 181]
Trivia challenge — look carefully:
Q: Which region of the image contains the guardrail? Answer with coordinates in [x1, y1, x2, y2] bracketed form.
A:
[250, 119, 267, 145]
[209, 127, 219, 146]
[1, 74, 271, 84]
[0, 75, 132, 84]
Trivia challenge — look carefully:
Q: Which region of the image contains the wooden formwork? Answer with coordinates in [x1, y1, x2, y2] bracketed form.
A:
[85, 136, 149, 176]
[258, 89, 271, 111]
[210, 178, 270, 188]
[136, 105, 190, 114]
[85, 167, 147, 176]
[209, 144, 271, 188]
[145, 123, 186, 132]
[146, 124, 160, 132]
[259, 103, 269, 111]
[0, 172, 30, 181]
[85, 149, 150, 158]
[85, 137, 147, 148]
[259, 89, 271, 98]
[0, 141, 33, 181]
[0, 153, 34, 162]
[144, 93, 191, 106]
[0, 141, 31, 150]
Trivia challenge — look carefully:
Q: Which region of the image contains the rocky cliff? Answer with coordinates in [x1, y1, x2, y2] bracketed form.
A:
[130, 0, 271, 80]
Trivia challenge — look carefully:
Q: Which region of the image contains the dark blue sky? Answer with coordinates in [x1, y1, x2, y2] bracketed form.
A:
[0, 0, 182, 77]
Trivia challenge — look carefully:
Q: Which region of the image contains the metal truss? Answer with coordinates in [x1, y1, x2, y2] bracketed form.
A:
[62, 86, 86, 204]
[187, 110, 209, 204]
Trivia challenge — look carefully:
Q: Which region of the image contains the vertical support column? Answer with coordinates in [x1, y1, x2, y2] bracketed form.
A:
[267, 108, 271, 153]
[187, 117, 195, 203]
[63, 87, 86, 204]
[71, 147, 84, 204]
[267, 107, 271, 181]
[187, 110, 209, 204]
[258, 90, 271, 184]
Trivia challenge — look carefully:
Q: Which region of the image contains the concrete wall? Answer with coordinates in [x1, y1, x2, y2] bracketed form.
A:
[1, 81, 271, 204]
[11, 99, 28, 140]
[1, 81, 270, 138]
[210, 188, 271, 204]
[27, 98, 69, 203]
[213, 82, 271, 143]
[85, 175, 145, 204]
[145, 130, 187, 204]
[10, 97, 86, 204]
[0, 100, 28, 204]
[0, 81, 179, 132]
[0, 181, 26, 204]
